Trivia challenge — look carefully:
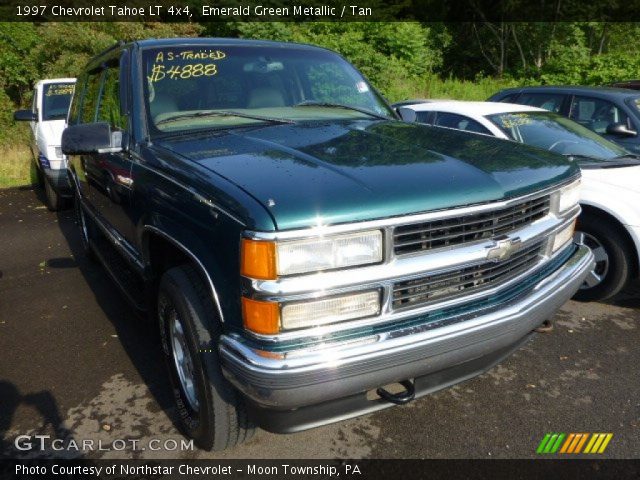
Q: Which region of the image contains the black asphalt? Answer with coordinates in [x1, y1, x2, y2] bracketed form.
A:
[0, 187, 638, 459]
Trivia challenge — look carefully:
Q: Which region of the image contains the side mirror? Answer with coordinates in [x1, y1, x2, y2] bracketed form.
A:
[61, 123, 123, 155]
[606, 122, 637, 137]
[397, 107, 417, 123]
[14, 110, 37, 122]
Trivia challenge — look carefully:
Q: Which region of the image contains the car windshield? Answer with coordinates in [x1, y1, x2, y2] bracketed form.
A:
[486, 111, 629, 161]
[142, 45, 395, 135]
[42, 83, 75, 121]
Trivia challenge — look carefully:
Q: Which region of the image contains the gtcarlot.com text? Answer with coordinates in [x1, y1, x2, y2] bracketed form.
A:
[13, 434, 194, 452]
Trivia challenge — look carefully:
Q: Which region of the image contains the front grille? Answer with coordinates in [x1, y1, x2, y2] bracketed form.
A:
[392, 241, 544, 311]
[393, 195, 550, 256]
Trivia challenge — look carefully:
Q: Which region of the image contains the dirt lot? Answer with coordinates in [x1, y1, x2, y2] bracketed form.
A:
[1, 187, 638, 459]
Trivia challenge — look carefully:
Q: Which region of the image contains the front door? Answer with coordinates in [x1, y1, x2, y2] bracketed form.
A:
[74, 54, 137, 250]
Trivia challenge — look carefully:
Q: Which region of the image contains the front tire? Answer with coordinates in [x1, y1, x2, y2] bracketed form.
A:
[34, 163, 44, 188]
[158, 265, 254, 451]
[44, 176, 66, 211]
[573, 215, 632, 302]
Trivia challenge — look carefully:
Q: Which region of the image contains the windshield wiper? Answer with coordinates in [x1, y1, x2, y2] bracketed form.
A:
[293, 101, 391, 121]
[156, 110, 294, 127]
[611, 153, 640, 161]
[563, 153, 603, 162]
[564, 153, 640, 169]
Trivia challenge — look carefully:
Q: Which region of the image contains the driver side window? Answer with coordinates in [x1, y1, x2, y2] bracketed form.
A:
[97, 65, 127, 131]
[80, 71, 104, 124]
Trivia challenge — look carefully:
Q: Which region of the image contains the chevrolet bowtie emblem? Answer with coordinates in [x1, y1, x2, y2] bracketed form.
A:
[486, 236, 521, 262]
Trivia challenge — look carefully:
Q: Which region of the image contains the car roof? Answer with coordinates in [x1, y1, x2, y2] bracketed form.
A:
[134, 37, 330, 51]
[496, 85, 640, 99]
[36, 78, 76, 86]
[392, 99, 452, 107]
[407, 101, 545, 116]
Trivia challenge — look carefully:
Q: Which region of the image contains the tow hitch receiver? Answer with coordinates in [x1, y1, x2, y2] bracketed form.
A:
[376, 380, 415, 405]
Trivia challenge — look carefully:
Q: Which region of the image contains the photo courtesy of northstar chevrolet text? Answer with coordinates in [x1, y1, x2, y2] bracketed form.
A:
[0, 1, 638, 477]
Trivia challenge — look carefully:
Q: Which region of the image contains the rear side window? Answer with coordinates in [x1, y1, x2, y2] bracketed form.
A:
[495, 93, 518, 103]
[415, 111, 432, 124]
[432, 112, 492, 135]
[569, 95, 631, 134]
[517, 93, 566, 113]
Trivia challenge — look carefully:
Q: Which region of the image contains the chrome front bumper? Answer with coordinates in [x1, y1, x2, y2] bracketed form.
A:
[220, 244, 593, 414]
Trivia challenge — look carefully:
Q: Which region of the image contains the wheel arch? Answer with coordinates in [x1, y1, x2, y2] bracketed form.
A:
[578, 203, 640, 278]
[142, 225, 226, 323]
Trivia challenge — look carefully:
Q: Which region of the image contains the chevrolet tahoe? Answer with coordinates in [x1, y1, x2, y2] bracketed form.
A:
[61, 38, 594, 451]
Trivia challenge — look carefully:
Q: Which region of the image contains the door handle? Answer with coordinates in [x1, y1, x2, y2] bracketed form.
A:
[115, 175, 133, 188]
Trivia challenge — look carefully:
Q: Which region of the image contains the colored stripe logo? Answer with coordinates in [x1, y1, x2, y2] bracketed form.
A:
[536, 433, 613, 454]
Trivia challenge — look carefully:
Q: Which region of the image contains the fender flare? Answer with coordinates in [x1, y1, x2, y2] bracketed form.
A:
[142, 224, 226, 323]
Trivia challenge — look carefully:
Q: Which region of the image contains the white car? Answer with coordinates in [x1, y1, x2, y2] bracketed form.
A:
[399, 100, 640, 301]
[14, 78, 76, 210]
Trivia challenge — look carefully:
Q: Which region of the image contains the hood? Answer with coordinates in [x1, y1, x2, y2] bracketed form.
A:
[582, 164, 640, 194]
[157, 120, 578, 230]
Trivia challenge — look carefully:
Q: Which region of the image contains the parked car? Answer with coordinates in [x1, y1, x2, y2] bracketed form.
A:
[488, 86, 640, 155]
[608, 80, 640, 90]
[62, 38, 592, 451]
[401, 100, 640, 301]
[14, 78, 76, 210]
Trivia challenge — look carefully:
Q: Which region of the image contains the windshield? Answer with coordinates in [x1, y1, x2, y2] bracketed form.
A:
[142, 45, 395, 135]
[42, 83, 75, 121]
[486, 111, 630, 160]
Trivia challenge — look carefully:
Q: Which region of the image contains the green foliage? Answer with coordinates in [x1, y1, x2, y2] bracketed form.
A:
[0, 21, 203, 144]
[0, 23, 39, 102]
[4, 20, 640, 154]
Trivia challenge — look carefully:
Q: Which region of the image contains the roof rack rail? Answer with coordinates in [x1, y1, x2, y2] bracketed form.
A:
[88, 40, 126, 64]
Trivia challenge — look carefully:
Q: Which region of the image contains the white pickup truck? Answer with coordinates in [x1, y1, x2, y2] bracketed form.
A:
[14, 78, 76, 210]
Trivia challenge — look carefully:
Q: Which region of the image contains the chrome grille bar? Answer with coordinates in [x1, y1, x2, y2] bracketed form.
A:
[394, 196, 550, 255]
[392, 241, 544, 311]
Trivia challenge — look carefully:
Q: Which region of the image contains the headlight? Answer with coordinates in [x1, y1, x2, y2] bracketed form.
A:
[281, 290, 380, 330]
[556, 180, 581, 214]
[551, 220, 576, 253]
[241, 230, 383, 279]
[241, 291, 381, 334]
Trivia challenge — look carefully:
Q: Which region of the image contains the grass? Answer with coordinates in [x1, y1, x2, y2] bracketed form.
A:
[384, 75, 522, 103]
[0, 144, 36, 188]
